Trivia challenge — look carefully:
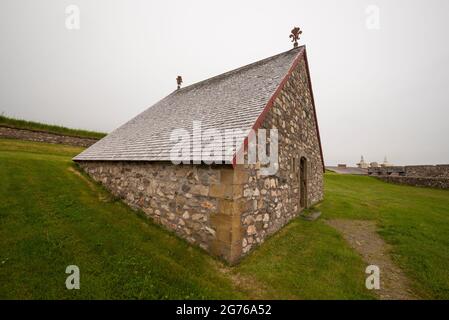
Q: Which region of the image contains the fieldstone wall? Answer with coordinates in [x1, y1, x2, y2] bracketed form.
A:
[238, 58, 324, 255]
[370, 164, 449, 189]
[76, 161, 250, 263]
[78, 162, 220, 253]
[0, 125, 98, 147]
[377, 176, 449, 190]
[405, 165, 449, 178]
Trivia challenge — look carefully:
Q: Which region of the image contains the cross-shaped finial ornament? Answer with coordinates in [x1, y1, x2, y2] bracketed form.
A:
[289, 27, 302, 48]
[176, 76, 183, 89]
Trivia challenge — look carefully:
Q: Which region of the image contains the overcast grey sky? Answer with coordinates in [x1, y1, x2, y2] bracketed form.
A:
[1, 0, 448, 166]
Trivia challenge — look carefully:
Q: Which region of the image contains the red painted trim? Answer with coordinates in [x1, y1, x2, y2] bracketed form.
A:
[232, 47, 325, 172]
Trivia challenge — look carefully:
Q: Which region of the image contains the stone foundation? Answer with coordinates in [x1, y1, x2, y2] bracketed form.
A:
[0, 125, 98, 147]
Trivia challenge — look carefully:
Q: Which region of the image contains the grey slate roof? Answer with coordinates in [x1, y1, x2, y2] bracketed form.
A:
[73, 47, 303, 162]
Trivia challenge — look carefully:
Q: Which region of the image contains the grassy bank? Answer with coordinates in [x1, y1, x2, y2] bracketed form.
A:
[1, 139, 448, 299]
[0, 115, 106, 139]
[0, 139, 372, 299]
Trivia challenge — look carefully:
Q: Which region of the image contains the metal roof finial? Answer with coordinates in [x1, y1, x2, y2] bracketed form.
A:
[176, 76, 183, 89]
[289, 27, 302, 48]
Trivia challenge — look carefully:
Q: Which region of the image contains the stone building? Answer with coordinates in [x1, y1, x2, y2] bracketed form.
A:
[380, 156, 392, 167]
[73, 46, 324, 264]
[357, 156, 369, 169]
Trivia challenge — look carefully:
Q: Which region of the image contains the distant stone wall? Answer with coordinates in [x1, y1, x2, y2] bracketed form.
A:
[377, 176, 449, 190]
[405, 165, 449, 178]
[371, 164, 449, 189]
[0, 125, 98, 147]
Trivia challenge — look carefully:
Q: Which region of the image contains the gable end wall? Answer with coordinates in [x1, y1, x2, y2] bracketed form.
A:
[238, 57, 324, 256]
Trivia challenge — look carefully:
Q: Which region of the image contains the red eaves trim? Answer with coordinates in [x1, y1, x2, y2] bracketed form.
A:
[232, 46, 325, 172]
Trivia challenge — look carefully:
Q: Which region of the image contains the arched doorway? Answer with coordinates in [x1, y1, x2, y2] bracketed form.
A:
[299, 157, 307, 209]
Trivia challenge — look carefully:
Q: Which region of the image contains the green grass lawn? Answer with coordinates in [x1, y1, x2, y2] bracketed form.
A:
[320, 173, 449, 299]
[1, 138, 448, 299]
[0, 115, 106, 139]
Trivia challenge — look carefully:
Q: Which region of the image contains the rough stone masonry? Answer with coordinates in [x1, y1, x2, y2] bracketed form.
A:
[369, 165, 449, 189]
[75, 47, 324, 264]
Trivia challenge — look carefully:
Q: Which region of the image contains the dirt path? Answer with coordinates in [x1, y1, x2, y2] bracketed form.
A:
[326, 219, 417, 300]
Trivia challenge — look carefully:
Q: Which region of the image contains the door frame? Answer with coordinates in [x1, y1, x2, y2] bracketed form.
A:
[299, 156, 308, 209]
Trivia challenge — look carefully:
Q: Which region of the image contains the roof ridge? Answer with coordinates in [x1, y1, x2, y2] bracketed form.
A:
[174, 46, 304, 94]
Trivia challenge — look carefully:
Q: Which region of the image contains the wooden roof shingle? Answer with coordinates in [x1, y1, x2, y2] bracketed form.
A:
[74, 46, 312, 163]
